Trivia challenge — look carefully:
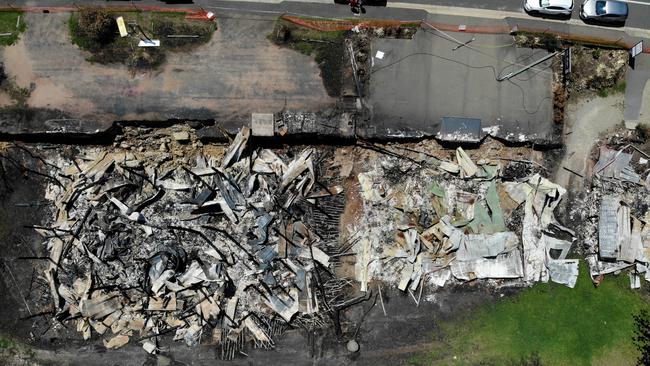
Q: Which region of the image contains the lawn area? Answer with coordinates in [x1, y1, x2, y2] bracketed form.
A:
[0, 11, 27, 46]
[69, 9, 216, 70]
[413, 262, 649, 366]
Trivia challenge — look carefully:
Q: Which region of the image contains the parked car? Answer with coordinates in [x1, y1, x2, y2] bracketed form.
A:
[524, 0, 574, 16]
[580, 0, 628, 23]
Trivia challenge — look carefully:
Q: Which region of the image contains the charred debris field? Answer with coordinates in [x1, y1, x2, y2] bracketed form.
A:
[0, 123, 650, 365]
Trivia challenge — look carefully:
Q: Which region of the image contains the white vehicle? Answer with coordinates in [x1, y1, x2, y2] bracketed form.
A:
[580, 0, 628, 23]
[524, 0, 574, 16]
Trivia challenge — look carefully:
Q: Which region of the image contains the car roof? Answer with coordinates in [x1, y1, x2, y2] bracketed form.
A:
[593, 0, 627, 15]
[545, 0, 573, 7]
[602, 0, 628, 15]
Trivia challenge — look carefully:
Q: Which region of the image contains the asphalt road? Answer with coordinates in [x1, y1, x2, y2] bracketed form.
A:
[411, 0, 650, 29]
[2, 0, 650, 30]
[0, 0, 650, 29]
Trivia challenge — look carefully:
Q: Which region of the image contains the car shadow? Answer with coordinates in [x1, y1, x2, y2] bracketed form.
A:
[580, 18, 626, 28]
[158, 0, 195, 4]
[525, 11, 573, 21]
[333, 0, 388, 5]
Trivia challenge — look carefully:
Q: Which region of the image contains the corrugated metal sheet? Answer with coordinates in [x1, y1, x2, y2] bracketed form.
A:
[599, 195, 620, 260]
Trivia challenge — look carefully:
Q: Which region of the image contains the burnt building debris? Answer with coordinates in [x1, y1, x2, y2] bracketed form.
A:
[351, 146, 579, 292]
[18, 122, 650, 359]
[37, 127, 347, 358]
[589, 191, 649, 285]
[594, 146, 641, 184]
[573, 135, 650, 288]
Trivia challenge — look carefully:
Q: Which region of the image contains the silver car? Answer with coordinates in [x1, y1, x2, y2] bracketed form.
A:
[580, 0, 628, 23]
[524, 0, 574, 16]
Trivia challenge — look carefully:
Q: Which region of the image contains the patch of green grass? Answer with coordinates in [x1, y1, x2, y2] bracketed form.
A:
[598, 88, 609, 98]
[68, 13, 92, 50]
[597, 81, 626, 98]
[613, 80, 627, 93]
[415, 262, 648, 366]
[0, 11, 27, 46]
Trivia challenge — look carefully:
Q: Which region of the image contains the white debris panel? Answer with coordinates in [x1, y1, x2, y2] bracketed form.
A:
[591, 194, 650, 287]
[38, 127, 342, 356]
[585, 142, 650, 289]
[351, 147, 576, 293]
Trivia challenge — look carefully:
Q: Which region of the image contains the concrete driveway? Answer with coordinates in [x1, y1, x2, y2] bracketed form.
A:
[1, 12, 335, 129]
[363, 30, 555, 142]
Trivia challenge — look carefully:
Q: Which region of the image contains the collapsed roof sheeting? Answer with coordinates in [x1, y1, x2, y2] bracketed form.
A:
[352, 149, 575, 292]
[594, 146, 640, 184]
[38, 128, 341, 356]
[592, 194, 650, 286]
[503, 174, 567, 284]
[451, 249, 524, 281]
[546, 259, 579, 288]
[599, 195, 620, 260]
[456, 232, 519, 261]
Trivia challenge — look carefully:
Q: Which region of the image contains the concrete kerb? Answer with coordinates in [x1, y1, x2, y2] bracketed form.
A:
[284, 14, 648, 54]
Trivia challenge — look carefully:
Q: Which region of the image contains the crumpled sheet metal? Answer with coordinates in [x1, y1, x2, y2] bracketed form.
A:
[503, 174, 567, 284]
[598, 195, 620, 260]
[39, 128, 337, 353]
[591, 194, 650, 287]
[456, 232, 519, 261]
[594, 146, 640, 184]
[546, 259, 579, 288]
[451, 249, 524, 281]
[354, 153, 576, 293]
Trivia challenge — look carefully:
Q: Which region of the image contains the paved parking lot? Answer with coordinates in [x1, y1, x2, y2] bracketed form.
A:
[1, 12, 335, 129]
[363, 30, 555, 142]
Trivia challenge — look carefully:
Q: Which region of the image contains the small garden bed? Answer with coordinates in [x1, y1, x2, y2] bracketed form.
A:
[0, 11, 27, 46]
[69, 9, 216, 71]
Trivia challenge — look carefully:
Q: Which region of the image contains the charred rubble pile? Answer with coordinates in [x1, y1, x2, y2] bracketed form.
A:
[352, 146, 579, 299]
[37, 127, 345, 358]
[572, 131, 650, 288]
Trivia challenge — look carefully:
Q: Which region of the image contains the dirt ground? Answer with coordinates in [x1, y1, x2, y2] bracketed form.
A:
[554, 94, 625, 191]
[0, 146, 56, 350]
[552, 46, 628, 192]
[0, 12, 335, 124]
[634, 78, 650, 128]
